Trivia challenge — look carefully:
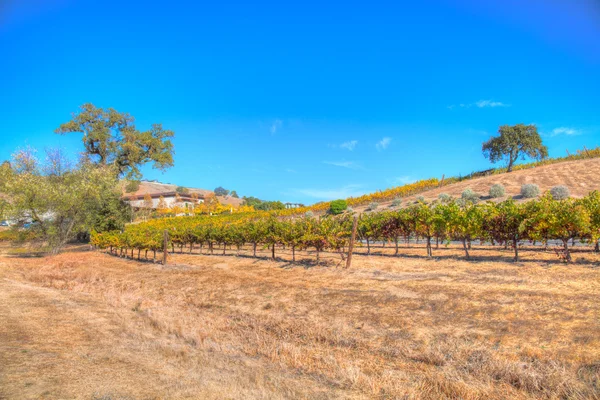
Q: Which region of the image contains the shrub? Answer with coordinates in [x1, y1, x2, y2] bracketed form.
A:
[461, 188, 480, 203]
[346, 206, 354, 213]
[438, 193, 451, 203]
[489, 184, 505, 198]
[521, 184, 540, 198]
[550, 185, 570, 200]
[367, 202, 379, 211]
[304, 211, 314, 218]
[329, 199, 348, 215]
[391, 198, 402, 207]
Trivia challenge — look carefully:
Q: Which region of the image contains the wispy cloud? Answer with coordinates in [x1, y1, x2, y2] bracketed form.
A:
[475, 100, 508, 108]
[323, 161, 360, 169]
[551, 127, 581, 136]
[291, 184, 365, 201]
[339, 140, 358, 151]
[388, 176, 416, 186]
[270, 119, 283, 134]
[448, 100, 510, 109]
[376, 137, 391, 151]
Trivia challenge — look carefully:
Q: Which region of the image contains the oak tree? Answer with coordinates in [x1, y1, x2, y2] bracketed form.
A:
[482, 124, 548, 172]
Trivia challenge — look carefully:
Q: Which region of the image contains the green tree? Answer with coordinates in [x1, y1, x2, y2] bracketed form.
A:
[329, 199, 348, 215]
[214, 186, 229, 196]
[482, 124, 548, 172]
[55, 103, 174, 180]
[230, 190, 239, 198]
[1, 148, 126, 252]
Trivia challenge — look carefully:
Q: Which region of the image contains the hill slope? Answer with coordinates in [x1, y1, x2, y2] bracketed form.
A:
[354, 157, 600, 212]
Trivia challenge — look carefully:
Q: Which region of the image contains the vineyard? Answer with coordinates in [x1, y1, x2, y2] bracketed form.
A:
[92, 190, 600, 264]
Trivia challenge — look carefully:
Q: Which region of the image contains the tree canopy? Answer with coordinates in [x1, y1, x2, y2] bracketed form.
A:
[214, 186, 229, 196]
[482, 124, 548, 172]
[55, 103, 175, 180]
[0, 148, 130, 252]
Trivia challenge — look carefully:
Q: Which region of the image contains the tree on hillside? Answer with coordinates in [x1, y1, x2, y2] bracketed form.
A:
[214, 186, 229, 196]
[0, 147, 129, 252]
[230, 190, 239, 198]
[55, 103, 175, 180]
[482, 124, 548, 172]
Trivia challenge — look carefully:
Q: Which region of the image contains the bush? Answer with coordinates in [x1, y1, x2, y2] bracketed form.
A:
[461, 188, 480, 203]
[367, 202, 379, 211]
[489, 184, 505, 198]
[521, 184, 540, 198]
[550, 185, 570, 200]
[304, 211, 314, 218]
[438, 193, 451, 203]
[391, 198, 402, 207]
[416, 195, 426, 203]
[346, 206, 354, 213]
[329, 199, 348, 215]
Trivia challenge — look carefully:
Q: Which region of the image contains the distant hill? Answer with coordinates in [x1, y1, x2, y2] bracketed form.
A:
[352, 157, 600, 213]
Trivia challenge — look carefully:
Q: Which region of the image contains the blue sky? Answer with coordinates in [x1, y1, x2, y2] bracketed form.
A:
[1, 0, 599, 204]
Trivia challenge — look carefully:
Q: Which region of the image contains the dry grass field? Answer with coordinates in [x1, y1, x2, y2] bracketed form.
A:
[353, 158, 600, 212]
[0, 242, 599, 399]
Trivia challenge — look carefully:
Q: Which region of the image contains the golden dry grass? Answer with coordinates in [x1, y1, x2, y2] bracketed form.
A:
[0, 243, 599, 399]
[353, 158, 600, 212]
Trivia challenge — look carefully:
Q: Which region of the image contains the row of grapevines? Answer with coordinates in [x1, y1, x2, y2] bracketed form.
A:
[92, 191, 600, 263]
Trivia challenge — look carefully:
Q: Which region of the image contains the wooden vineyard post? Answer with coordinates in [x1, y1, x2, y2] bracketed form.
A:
[346, 215, 358, 269]
[439, 174, 445, 187]
[163, 230, 169, 265]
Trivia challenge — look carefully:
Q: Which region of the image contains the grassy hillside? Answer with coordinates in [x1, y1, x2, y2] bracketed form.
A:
[353, 156, 600, 213]
[289, 146, 600, 216]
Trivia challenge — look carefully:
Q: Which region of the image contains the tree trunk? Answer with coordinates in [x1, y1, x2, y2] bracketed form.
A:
[394, 238, 399, 256]
[436, 236, 439, 250]
[563, 239, 572, 262]
[189, 243, 193, 253]
[595, 241, 599, 253]
[253, 242, 257, 257]
[272, 243, 275, 260]
[426, 237, 432, 257]
[513, 238, 519, 262]
[462, 239, 470, 259]
[316, 249, 320, 263]
[292, 246, 296, 263]
[223, 243, 226, 255]
[137, 249, 141, 260]
[366, 238, 370, 255]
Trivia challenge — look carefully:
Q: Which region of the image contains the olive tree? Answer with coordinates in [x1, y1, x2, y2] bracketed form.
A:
[1, 148, 128, 253]
[482, 124, 548, 172]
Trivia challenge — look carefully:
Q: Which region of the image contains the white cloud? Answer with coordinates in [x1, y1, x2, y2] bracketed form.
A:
[376, 137, 391, 151]
[323, 161, 360, 169]
[339, 140, 358, 151]
[270, 119, 283, 134]
[292, 184, 365, 201]
[388, 176, 416, 186]
[448, 100, 510, 109]
[551, 127, 580, 136]
[475, 100, 508, 108]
